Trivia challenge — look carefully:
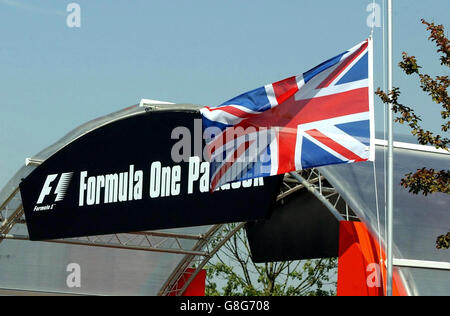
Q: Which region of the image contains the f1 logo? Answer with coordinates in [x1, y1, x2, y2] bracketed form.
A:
[37, 173, 73, 204]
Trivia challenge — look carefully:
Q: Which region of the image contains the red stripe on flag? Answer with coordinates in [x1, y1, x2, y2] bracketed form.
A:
[210, 140, 253, 191]
[305, 129, 364, 162]
[204, 106, 259, 119]
[290, 87, 369, 126]
[238, 87, 369, 129]
[272, 76, 299, 105]
[318, 41, 368, 89]
[207, 124, 256, 156]
[275, 127, 298, 174]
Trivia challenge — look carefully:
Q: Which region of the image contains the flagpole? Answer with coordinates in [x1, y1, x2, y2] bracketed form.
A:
[386, 0, 394, 296]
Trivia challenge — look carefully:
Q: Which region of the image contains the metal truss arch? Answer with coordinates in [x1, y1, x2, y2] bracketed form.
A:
[158, 168, 358, 296]
[0, 168, 353, 296]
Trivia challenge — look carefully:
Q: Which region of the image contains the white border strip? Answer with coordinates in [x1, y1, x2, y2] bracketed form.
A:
[375, 139, 449, 155]
[393, 258, 450, 271]
[25, 158, 44, 166]
[139, 99, 175, 107]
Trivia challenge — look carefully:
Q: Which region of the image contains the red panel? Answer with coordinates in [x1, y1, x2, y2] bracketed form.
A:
[169, 268, 206, 296]
[337, 221, 408, 296]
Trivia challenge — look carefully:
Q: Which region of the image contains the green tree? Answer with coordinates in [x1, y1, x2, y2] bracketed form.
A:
[205, 223, 337, 296]
[375, 19, 449, 249]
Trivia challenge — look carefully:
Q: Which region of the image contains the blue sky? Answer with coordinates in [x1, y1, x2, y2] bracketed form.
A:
[0, 0, 449, 187]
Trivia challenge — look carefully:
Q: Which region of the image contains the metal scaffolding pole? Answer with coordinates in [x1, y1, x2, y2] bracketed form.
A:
[386, 0, 395, 296]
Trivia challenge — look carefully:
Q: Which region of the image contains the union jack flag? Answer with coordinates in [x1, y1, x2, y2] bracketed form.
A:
[201, 38, 375, 190]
